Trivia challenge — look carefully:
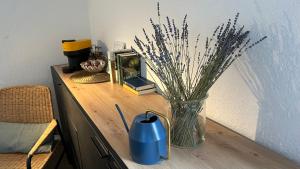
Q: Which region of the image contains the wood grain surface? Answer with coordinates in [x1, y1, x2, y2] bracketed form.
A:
[53, 65, 300, 169]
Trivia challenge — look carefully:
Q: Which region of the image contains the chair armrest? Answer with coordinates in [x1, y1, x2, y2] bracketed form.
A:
[26, 119, 57, 169]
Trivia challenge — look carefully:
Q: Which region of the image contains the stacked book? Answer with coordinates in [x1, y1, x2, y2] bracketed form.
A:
[123, 77, 156, 95]
[111, 49, 156, 95]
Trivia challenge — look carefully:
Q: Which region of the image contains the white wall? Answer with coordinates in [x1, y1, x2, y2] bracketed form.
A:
[87, 0, 300, 164]
[0, 0, 90, 89]
[1, 0, 299, 164]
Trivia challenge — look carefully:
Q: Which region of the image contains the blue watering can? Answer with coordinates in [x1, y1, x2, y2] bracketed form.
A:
[115, 104, 170, 165]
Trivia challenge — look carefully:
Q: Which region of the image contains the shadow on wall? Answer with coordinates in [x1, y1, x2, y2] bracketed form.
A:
[236, 13, 300, 163]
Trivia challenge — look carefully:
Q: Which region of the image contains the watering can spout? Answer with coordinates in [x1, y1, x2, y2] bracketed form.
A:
[115, 104, 130, 133]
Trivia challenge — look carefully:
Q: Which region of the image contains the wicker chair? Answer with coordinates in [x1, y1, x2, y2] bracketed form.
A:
[0, 86, 63, 169]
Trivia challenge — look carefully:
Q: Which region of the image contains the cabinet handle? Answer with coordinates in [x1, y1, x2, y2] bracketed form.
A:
[57, 83, 62, 86]
[90, 137, 122, 169]
[107, 156, 122, 169]
[91, 136, 109, 158]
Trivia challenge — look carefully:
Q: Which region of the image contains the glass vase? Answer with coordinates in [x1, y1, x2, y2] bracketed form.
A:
[169, 98, 206, 148]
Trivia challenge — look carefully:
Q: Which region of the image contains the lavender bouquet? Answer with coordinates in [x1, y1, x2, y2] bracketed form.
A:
[134, 3, 267, 147]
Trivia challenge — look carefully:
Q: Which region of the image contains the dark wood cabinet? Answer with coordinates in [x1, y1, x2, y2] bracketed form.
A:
[51, 67, 125, 169]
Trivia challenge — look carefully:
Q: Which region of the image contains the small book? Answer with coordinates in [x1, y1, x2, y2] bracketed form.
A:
[123, 84, 156, 95]
[116, 51, 141, 85]
[138, 87, 156, 95]
[123, 77, 155, 91]
[123, 84, 139, 95]
[117, 52, 137, 57]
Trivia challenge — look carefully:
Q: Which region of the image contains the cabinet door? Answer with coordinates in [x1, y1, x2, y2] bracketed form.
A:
[81, 123, 122, 169]
[52, 70, 81, 169]
[52, 70, 68, 138]
[59, 83, 84, 169]
[77, 118, 111, 169]
[68, 120, 83, 169]
[62, 88, 111, 169]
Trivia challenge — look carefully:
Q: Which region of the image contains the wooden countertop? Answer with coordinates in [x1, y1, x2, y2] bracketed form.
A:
[53, 65, 300, 169]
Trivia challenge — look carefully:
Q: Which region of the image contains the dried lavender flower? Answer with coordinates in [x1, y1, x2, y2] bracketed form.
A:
[134, 3, 267, 102]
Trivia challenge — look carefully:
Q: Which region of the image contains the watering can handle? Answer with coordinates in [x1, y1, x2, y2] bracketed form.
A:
[146, 110, 171, 160]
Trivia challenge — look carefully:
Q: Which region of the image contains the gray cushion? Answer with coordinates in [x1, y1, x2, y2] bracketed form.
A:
[0, 122, 53, 153]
